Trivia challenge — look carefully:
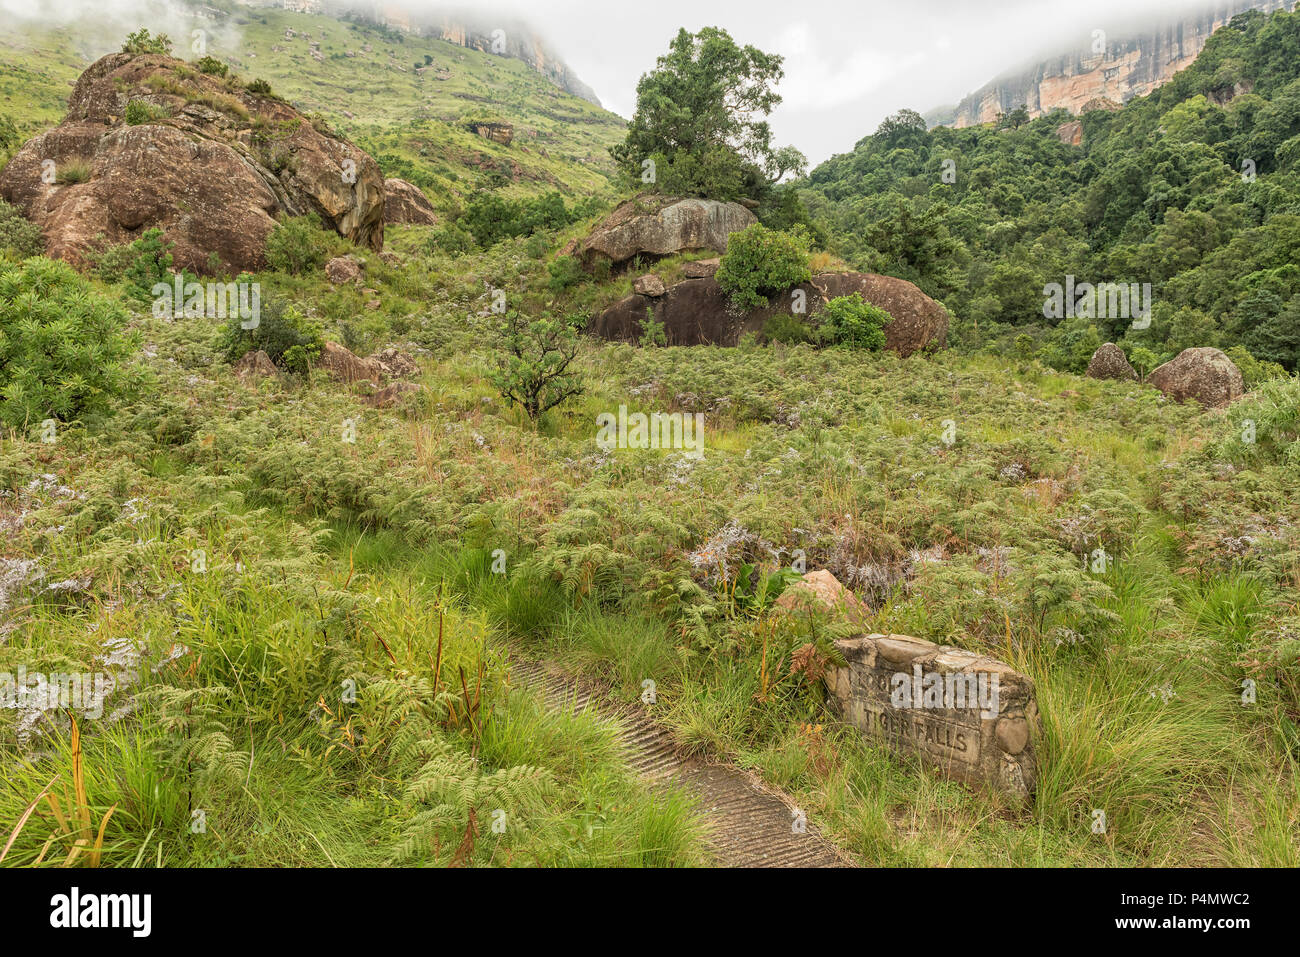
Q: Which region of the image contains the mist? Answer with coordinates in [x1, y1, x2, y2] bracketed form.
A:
[0, 0, 1277, 162]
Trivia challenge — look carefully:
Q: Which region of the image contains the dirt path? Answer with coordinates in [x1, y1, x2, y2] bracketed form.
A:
[509, 656, 854, 868]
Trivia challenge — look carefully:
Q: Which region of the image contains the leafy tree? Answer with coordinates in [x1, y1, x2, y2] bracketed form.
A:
[716, 224, 812, 308]
[0, 257, 135, 428]
[489, 311, 585, 422]
[610, 27, 803, 201]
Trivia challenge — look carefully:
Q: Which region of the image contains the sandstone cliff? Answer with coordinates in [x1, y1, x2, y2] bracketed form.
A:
[939, 0, 1291, 128]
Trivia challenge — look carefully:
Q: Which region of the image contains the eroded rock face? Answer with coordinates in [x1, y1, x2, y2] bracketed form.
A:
[326, 255, 363, 285]
[383, 178, 438, 226]
[318, 341, 384, 385]
[590, 272, 949, 358]
[1147, 347, 1245, 408]
[824, 633, 1040, 801]
[233, 350, 279, 382]
[633, 274, 667, 298]
[1086, 342, 1138, 381]
[467, 121, 514, 146]
[0, 52, 384, 275]
[582, 196, 756, 267]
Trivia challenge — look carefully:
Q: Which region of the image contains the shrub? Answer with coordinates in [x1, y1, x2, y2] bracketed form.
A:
[821, 294, 889, 350]
[716, 224, 811, 309]
[218, 295, 323, 374]
[0, 200, 42, 258]
[124, 100, 170, 126]
[489, 311, 585, 421]
[195, 56, 228, 77]
[122, 28, 172, 56]
[266, 214, 333, 275]
[1225, 344, 1288, 389]
[245, 78, 275, 97]
[547, 255, 586, 294]
[117, 228, 174, 301]
[761, 311, 813, 344]
[0, 257, 135, 427]
[54, 159, 92, 184]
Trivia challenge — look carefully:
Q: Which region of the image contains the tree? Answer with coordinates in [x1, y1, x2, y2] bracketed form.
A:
[490, 311, 585, 422]
[610, 27, 797, 201]
[716, 224, 812, 308]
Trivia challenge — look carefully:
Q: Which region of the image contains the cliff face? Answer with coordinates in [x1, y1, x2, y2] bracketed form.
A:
[945, 0, 1291, 128]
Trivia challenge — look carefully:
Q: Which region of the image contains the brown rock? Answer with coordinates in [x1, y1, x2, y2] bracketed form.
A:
[1147, 347, 1245, 409]
[383, 178, 438, 226]
[326, 255, 362, 285]
[589, 272, 948, 358]
[1086, 342, 1138, 381]
[467, 121, 513, 146]
[774, 570, 867, 622]
[372, 347, 419, 378]
[0, 51, 384, 275]
[682, 257, 720, 279]
[233, 350, 278, 382]
[633, 274, 667, 298]
[811, 273, 950, 358]
[1055, 120, 1083, 146]
[365, 382, 422, 409]
[318, 341, 383, 384]
[582, 195, 756, 267]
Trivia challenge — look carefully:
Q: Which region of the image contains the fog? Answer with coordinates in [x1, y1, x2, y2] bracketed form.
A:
[0, 0, 1277, 162]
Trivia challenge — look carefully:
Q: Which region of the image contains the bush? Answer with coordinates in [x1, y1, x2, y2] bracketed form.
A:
[217, 295, 323, 374]
[460, 192, 599, 249]
[1225, 344, 1288, 389]
[821, 294, 889, 350]
[716, 224, 811, 309]
[0, 200, 42, 258]
[195, 56, 228, 77]
[761, 311, 813, 344]
[124, 100, 170, 126]
[122, 28, 172, 56]
[266, 214, 333, 275]
[0, 257, 135, 428]
[115, 228, 174, 302]
[547, 255, 586, 294]
[489, 311, 585, 421]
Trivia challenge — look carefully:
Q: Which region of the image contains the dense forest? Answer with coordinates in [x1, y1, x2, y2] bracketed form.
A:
[802, 8, 1300, 376]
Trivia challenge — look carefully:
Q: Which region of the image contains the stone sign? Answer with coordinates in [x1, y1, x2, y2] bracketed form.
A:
[823, 633, 1039, 801]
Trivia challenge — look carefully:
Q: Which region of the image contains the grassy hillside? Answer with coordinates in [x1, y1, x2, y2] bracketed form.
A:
[0, 1, 626, 208]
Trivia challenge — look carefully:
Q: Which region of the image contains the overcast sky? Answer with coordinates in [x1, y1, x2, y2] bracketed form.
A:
[1, 0, 1279, 164]
[477, 0, 1267, 163]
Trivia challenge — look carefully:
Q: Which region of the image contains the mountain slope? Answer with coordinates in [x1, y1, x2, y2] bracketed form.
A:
[0, 1, 627, 209]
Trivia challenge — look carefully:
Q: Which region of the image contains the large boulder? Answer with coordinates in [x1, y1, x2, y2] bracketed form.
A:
[383, 178, 438, 226]
[1147, 347, 1245, 409]
[1086, 342, 1138, 381]
[582, 195, 756, 267]
[0, 52, 385, 275]
[589, 272, 949, 358]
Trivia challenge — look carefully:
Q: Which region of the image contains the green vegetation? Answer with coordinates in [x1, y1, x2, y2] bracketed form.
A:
[0, 199, 43, 259]
[716, 223, 812, 308]
[124, 99, 170, 125]
[122, 28, 172, 57]
[821, 294, 890, 350]
[611, 27, 806, 202]
[0, 257, 135, 428]
[0, 5, 1297, 873]
[803, 8, 1300, 371]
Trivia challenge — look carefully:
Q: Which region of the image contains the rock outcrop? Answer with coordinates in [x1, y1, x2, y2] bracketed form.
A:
[326, 255, 363, 285]
[1147, 347, 1245, 408]
[582, 196, 756, 268]
[939, 0, 1286, 129]
[590, 272, 949, 358]
[0, 52, 384, 275]
[467, 121, 514, 146]
[1086, 342, 1138, 381]
[383, 178, 438, 226]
